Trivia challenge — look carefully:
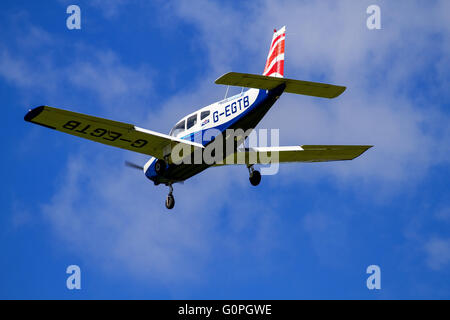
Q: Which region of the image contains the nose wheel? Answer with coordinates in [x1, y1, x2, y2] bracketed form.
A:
[248, 165, 261, 186]
[165, 184, 175, 210]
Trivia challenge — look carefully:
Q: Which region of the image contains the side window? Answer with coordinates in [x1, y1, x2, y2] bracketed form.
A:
[186, 114, 198, 130]
[201, 111, 210, 120]
[170, 120, 185, 136]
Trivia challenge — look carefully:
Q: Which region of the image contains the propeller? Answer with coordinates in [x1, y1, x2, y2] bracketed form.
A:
[125, 161, 144, 171]
[125, 161, 185, 184]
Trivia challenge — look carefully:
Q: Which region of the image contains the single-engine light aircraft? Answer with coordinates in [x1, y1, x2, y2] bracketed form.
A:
[25, 26, 372, 210]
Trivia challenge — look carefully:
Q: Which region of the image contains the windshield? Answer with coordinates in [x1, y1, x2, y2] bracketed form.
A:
[169, 120, 185, 137]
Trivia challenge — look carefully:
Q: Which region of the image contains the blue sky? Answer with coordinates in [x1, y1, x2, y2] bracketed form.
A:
[1, 0, 449, 299]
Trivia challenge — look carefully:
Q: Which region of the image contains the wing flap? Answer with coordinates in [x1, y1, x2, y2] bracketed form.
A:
[24, 106, 203, 161]
[215, 72, 346, 99]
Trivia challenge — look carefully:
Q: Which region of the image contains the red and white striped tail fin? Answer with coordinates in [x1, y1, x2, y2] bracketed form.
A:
[263, 26, 286, 78]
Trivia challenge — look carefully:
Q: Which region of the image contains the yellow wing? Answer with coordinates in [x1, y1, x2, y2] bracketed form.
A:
[219, 145, 372, 165]
[24, 106, 203, 161]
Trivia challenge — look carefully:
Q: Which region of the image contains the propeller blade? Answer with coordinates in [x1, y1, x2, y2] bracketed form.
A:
[125, 161, 144, 171]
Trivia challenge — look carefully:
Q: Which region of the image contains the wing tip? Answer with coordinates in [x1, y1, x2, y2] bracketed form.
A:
[214, 72, 235, 85]
[353, 145, 374, 159]
[329, 86, 347, 99]
[24, 106, 56, 130]
[24, 106, 46, 122]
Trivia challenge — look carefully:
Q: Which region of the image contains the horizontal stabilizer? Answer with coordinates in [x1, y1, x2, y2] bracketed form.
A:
[215, 72, 346, 99]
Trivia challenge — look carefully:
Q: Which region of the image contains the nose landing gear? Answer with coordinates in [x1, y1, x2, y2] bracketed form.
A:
[165, 183, 175, 210]
[248, 165, 261, 186]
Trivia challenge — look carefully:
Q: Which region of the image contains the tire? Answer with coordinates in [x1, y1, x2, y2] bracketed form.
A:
[165, 194, 175, 210]
[249, 170, 261, 186]
[155, 159, 166, 175]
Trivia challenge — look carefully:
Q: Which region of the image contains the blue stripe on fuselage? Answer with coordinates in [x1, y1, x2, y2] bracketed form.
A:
[179, 89, 268, 145]
[145, 85, 285, 184]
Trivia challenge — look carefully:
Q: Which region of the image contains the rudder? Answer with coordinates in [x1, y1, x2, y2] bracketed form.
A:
[263, 26, 286, 78]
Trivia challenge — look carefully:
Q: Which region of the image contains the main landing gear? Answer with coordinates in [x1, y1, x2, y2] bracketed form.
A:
[248, 165, 261, 186]
[165, 183, 175, 210]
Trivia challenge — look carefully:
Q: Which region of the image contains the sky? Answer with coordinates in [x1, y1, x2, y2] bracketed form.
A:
[1, 0, 449, 299]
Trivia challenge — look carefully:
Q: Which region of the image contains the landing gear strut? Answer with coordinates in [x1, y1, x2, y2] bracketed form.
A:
[248, 165, 261, 186]
[165, 183, 175, 210]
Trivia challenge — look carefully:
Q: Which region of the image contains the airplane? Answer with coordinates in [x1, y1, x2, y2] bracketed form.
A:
[24, 26, 372, 210]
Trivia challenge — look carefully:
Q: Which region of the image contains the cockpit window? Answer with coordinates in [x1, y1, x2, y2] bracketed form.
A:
[170, 120, 185, 137]
[201, 111, 210, 120]
[186, 114, 198, 130]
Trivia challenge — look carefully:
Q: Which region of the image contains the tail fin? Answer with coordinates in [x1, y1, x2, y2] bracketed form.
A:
[263, 26, 286, 78]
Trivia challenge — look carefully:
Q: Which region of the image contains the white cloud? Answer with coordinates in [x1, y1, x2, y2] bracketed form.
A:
[41, 151, 280, 282]
[66, 49, 154, 120]
[402, 207, 450, 272]
[302, 211, 350, 267]
[436, 208, 450, 224]
[5, 0, 450, 284]
[0, 29, 153, 122]
[57, 0, 129, 19]
[168, 0, 450, 190]
[424, 238, 450, 271]
[89, 0, 128, 18]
